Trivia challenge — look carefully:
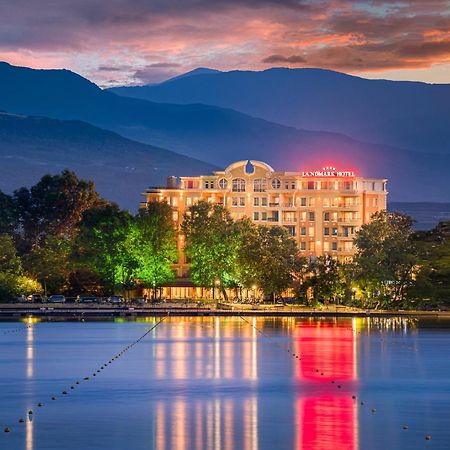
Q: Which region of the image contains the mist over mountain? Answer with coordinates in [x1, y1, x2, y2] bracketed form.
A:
[0, 112, 217, 210]
[1, 62, 450, 202]
[110, 67, 450, 155]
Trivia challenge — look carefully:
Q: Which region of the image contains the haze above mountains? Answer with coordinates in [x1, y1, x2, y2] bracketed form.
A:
[0, 61, 449, 210]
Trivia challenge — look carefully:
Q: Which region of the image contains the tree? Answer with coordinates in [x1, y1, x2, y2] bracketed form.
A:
[72, 204, 136, 295]
[302, 255, 350, 304]
[182, 201, 238, 299]
[409, 221, 450, 308]
[0, 234, 41, 302]
[134, 202, 178, 298]
[22, 236, 71, 295]
[14, 169, 102, 252]
[0, 190, 17, 234]
[353, 210, 418, 308]
[254, 225, 298, 300]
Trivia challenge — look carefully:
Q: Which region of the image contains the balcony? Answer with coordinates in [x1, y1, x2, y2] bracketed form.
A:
[282, 203, 295, 208]
[267, 217, 279, 222]
[282, 217, 297, 223]
[269, 203, 280, 207]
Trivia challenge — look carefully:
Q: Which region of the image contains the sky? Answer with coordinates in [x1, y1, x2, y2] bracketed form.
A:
[0, 0, 449, 86]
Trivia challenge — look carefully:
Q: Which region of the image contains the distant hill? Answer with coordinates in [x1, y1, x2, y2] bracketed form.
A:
[389, 202, 450, 230]
[110, 67, 450, 155]
[0, 112, 217, 210]
[1, 62, 450, 202]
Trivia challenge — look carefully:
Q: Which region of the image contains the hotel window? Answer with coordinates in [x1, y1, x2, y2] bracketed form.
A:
[300, 197, 307, 207]
[218, 178, 228, 189]
[300, 227, 306, 236]
[322, 181, 334, 190]
[309, 198, 316, 207]
[299, 211, 307, 222]
[271, 178, 281, 189]
[309, 212, 315, 222]
[300, 241, 306, 251]
[309, 241, 315, 252]
[343, 181, 353, 190]
[253, 212, 259, 220]
[239, 197, 245, 206]
[324, 227, 330, 236]
[253, 178, 267, 192]
[323, 241, 329, 252]
[232, 197, 238, 207]
[232, 178, 246, 192]
[261, 212, 267, 221]
[284, 179, 296, 189]
[323, 197, 330, 207]
[204, 180, 215, 189]
[261, 197, 268, 207]
[344, 241, 353, 252]
[185, 180, 195, 189]
[332, 227, 338, 236]
[253, 197, 260, 206]
[170, 196, 178, 207]
[307, 181, 315, 190]
[308, 227, 314, 237]
[332, 241, 338, 251]
[186, 197, 193, 206]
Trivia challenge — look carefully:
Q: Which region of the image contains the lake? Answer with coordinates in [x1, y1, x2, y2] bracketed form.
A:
[1, 316, 449, 450]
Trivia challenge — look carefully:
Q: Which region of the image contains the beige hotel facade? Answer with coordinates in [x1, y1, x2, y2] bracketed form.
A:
[141, 160, 387, 298]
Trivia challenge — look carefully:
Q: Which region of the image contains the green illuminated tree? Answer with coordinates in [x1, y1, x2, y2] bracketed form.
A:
[134, 202, 178, 298]
[182, 201, 238, 298]
[72, 204, 136, 295]
[353, 210, 418, 308]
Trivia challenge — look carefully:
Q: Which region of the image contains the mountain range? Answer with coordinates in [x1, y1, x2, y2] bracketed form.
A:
[110, 67, 450, 155]
[0, 112, 216, 209]
[0, 61, 449, 210]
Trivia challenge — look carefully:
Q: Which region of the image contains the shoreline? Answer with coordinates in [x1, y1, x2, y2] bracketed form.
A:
[0, 303, 449, 320]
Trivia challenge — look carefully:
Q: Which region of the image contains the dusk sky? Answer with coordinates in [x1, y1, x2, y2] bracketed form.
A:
[0, 0, 449, 86]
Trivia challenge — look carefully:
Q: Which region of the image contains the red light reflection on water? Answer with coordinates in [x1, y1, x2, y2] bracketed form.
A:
[294, 320, 358, 450]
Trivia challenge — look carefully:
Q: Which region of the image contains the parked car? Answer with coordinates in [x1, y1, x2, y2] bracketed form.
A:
[27, 294, 44, 303]
[16, 295, 28, 303]
[77, 295, 98, 303]
[108, 295, 124, 305]
[48, 295, 66, 303]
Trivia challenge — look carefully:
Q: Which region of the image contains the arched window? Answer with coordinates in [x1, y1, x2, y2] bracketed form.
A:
[253, 178, 267, 192]
[271, 178, 281, 189]
[232, 178, 246, 192]
[218, 178, 228, 189]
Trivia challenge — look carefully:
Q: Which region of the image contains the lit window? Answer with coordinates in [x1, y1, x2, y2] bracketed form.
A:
[271, 178, 281, 189]
[308, 227, 314, 237]
[253, 178, 267, 192]
[218, 178, 228, 190]
[232, 178, 246, 192]
[332, 227, 338, 236]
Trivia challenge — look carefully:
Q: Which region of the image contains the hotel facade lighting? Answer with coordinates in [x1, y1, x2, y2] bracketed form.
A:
[141, 160, 387, 287]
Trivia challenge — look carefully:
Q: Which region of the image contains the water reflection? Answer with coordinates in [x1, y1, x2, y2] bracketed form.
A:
[293, 319, 358, 450]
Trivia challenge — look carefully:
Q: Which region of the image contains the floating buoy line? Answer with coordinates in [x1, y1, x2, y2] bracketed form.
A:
[238, 315, 433, 444]
[1, 323, 34, 336]
[2, 316, 167, 436]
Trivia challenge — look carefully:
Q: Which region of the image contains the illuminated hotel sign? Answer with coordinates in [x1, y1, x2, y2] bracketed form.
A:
[302, 166, 355, 177]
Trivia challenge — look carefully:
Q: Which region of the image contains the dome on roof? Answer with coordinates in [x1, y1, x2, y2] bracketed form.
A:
[224, 160, 275, 173]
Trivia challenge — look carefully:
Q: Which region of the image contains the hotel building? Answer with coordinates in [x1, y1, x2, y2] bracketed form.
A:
[141, 160, 387, 296]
